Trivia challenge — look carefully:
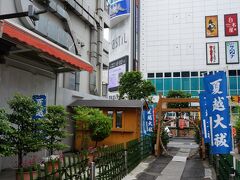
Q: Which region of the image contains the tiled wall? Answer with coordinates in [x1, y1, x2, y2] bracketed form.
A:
[140, 0, 240, 77]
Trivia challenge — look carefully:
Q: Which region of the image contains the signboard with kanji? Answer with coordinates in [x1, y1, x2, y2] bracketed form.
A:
[225, 41, 239, 64]
[203, 71, 232, 154]
[224, 14, 238, 36]
[32, 95, 47, 119]
[206, 42, 219, 65]
[142, 104, 155, 135]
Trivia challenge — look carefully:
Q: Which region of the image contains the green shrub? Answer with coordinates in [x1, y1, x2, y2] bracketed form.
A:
[73, 106, 112, 147]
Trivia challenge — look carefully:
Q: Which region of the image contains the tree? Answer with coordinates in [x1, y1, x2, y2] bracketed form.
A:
[166, 90, 191, 108]
[42, 105, 70, 155]
[0, 109, 13, 157]
[73, 106, 112, 147]
[8, 94, 43, 168]
[118, 71, 155, 100]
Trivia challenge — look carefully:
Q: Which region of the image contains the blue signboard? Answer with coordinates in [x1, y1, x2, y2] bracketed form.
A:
[32, 95, 47, 119]
[199, 92, 210, 143]
[142, 105, 154, 136]
[203, 71, 232, 154]
[110, 0, 130, 19]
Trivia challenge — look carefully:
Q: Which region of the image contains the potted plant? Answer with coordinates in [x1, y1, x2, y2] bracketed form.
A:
[41, 105, 70, 174]
[7, 94, 43, 179]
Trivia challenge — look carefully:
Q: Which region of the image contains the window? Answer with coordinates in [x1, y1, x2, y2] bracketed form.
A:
[181, 71, 190, 77]
[229, 70, 237, 76]
[200, 71, 207, 76]
[63, 72, 80, 91]
[191, 78, 199, 90]
[156, 73, 163, 78]
[191, 72, 198, 77]
[164, 72, 171, 77]
[116, 111, 123, 128]
[156, 79, 163, 92]
[107, 111, 114, 127]
[148, 73, 154, 78]
[173, 72, 180, 77]
[182, 78, 190, 90]
[164, 78, 172, 91]
[173, 78, 181, 90]
[237, 70, 240, 76]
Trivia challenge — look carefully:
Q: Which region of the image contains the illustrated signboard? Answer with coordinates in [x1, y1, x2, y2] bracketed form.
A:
[225, 41, 239, 64]
[203, 71, 232, 154]
[205, 16, 218, 37]
[224, 14, 238, 36]
[110, 0, 130, 19]
[32, 95, 47, 119]
[108, 56, 129, 92]
[206, 42, 219, 65]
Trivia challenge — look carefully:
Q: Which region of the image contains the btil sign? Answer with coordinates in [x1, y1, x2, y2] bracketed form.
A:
[201, 71, 232, 154]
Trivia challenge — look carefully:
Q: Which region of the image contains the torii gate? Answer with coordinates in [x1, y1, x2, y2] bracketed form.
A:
[155, 94, 200, 156]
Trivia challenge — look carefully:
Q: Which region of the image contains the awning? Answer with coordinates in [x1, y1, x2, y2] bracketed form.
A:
[0, 20, 93, 72]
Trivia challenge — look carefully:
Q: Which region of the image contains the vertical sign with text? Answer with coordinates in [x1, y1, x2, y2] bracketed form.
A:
[224, 14, 238, 36]
[225, 41, 239, 64]
[142, 105, 154, 136]
[204, 71, 232, 154]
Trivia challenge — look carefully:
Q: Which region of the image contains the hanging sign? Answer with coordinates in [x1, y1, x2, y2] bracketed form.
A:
[32, 95, 47, 119]
[225, 41, 239, 64]
[142, 104, 154, 135]
[224, 14, 238, 36]
[203, 71, 232, 154]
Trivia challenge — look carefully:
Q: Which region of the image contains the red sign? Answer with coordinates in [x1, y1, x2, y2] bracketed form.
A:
[225, 14, 238, 36]
[232, 127, 236, 137]
[179, 119, 186, 129]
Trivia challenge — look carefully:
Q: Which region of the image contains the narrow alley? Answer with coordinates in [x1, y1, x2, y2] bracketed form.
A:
[123, 138, 214, 180]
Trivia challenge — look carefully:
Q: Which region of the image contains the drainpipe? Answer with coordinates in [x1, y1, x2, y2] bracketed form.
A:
[54, 72, 57, 105]
[89, 0, 104, 96]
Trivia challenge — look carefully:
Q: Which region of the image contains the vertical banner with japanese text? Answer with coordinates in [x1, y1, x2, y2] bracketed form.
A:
[224, 14, 238, 36]
[142, 104, 154, 136]
[203, 71, 232, 154]
[199, 92, 211, 143]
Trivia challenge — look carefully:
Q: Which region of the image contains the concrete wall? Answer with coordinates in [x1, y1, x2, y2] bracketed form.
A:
[0, 63, 55, 109]
[0, 0, 109, 171]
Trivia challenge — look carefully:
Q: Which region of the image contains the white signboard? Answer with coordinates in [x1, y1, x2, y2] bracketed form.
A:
[225, 41, 239, 64]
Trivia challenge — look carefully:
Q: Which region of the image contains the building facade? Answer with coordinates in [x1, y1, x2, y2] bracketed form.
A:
[108, 0, 140, 100]
[0, 0, 109, 170]
[140, 0, 240, 100]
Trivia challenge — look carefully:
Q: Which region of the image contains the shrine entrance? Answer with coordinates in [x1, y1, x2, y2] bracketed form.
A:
[155, 94, 200, 156]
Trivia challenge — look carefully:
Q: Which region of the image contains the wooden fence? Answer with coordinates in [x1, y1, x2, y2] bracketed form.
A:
[18, 136, 154, 180]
